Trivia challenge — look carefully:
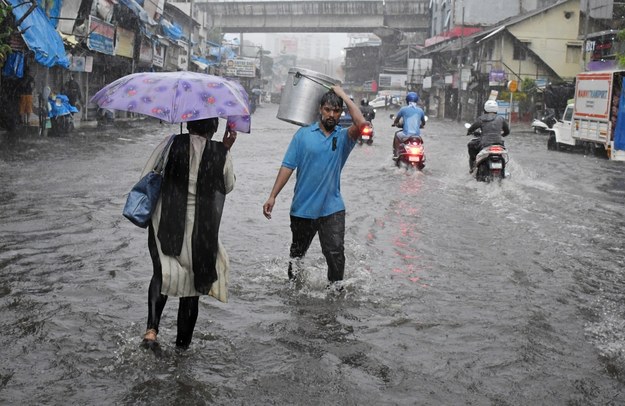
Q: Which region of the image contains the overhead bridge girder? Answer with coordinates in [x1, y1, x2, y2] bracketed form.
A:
[195, 0, 430, 33]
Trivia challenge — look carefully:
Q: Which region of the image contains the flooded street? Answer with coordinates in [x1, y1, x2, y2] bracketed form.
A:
[2, 103, 625, 405]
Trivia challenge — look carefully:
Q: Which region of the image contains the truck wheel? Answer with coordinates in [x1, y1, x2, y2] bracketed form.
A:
[547, 134, 558, 151]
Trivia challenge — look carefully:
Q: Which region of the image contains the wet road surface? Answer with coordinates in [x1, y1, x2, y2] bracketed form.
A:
[1, 104, 625, 405]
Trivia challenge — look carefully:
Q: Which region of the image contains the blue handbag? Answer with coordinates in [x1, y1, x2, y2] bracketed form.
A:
[123, 135, 176, 228]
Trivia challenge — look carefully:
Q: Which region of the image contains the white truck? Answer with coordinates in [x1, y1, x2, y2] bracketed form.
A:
[547, 70, 625, 160]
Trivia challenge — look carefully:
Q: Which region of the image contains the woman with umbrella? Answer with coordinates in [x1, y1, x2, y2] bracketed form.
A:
[91, 71, 250, 349]
[141, 117, 237, 350]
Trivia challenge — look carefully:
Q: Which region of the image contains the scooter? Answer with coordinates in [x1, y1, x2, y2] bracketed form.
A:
[531, 108, 556, 133]
[359, 123, 374, 145]
[465, 124, 509, 182]
[392, 129, 425, 169]
[48, 94, 78, 136]
[390, 114, 426, 169]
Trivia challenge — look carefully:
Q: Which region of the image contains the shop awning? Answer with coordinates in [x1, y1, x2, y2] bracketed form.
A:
[7, 0, 69, 68]
[192, 59, 208, 70]
[118, 0, 157, 26]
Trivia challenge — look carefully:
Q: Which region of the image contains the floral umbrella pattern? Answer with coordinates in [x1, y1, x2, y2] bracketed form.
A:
[90, 71, 251, 133]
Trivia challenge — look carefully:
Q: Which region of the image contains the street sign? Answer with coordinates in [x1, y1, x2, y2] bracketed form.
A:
[507, 80, 518, 92]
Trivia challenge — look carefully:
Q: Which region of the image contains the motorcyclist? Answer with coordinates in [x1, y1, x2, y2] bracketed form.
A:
[360, 98, 376, 122]
[391, 91, 426, 157]
[466, 100, 510, 172]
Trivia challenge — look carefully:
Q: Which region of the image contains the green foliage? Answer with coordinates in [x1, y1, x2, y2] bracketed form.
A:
[618, 29, 625, 68]
[0, 2, 14, 64]
[499, 78, 537, 115]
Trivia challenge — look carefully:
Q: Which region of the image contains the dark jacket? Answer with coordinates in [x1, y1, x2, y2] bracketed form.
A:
[467, 113, 510, 147]
[360, 105, 375, 122]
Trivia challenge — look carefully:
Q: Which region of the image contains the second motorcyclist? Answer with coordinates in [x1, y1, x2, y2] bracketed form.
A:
[360, 98, 376, 122]
[466, 100, 510, 172]
[392, 92, 426, 157]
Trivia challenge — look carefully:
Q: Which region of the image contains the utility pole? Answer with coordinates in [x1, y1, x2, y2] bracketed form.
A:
[582, 0, 590, 72]
[187, 0, 194, 70]
[456, 2, 464, 122]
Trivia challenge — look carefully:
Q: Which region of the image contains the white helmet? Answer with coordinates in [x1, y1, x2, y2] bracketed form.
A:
[484, 100, 498, 113]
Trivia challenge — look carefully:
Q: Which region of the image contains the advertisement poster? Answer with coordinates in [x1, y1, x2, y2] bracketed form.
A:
[225, 58, 255, 78]
[87, 16, 114, 55]
[139, 37, 153, 63]
[153, 41, 165, 67]
[574, 72, 612, 120]
[115, 27, 135, 59]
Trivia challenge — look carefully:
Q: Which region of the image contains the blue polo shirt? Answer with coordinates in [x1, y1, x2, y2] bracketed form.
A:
[282, 122, 356, 219]
[396, 104, 425, 136]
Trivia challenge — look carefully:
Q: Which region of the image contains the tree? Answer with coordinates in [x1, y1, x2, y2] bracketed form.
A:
[0, 1, 13, 65]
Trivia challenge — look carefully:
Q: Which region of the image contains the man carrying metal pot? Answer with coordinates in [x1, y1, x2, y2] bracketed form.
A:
[262, 85, 367, 291]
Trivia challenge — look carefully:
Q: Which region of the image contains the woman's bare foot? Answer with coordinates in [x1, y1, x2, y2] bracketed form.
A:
[141, 329, 157, 347]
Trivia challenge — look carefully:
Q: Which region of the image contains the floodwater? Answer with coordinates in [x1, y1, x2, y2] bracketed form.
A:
[1, 103, 625, 405]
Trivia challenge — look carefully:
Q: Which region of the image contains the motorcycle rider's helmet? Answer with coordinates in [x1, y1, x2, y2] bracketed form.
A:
[484, 100, 498, 113]
[361, 98, 367, 106]
[406, 92, 419, 104]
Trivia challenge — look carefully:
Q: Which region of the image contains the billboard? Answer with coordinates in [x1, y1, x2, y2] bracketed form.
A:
[87, 16, 115, 55]
[225, 58, 256, 78]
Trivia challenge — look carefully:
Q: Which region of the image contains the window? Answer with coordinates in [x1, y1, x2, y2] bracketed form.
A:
[566, 44, 581, 64]
[513, 42, 529, 61]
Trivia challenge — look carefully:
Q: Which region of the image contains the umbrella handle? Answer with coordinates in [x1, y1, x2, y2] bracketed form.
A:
[294, 71, 332, 91]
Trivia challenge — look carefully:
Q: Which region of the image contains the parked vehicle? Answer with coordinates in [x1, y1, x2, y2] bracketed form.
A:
[369, 95, 403, 109]
[547, 70, 625, 160]
[531, 108, 557, 133]
[547, 103, 573, 151]
[48, 93, 78, 136]
[338, 108, 352, 128]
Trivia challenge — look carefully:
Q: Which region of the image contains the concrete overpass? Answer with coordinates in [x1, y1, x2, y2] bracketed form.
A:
[195, 0, 430, 34]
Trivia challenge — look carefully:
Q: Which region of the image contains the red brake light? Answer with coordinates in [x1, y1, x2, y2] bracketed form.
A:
[361, 126, 372, 135]
[489, 146, 504, 152]
[406, 145, 423, 154]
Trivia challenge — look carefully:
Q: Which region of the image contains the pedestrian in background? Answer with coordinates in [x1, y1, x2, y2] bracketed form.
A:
[62, 74, 82, 110]
[17, 68, 34, 125]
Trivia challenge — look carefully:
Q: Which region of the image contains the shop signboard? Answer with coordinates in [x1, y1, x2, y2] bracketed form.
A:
[153, 41, 165, 67]
[225, 58, 256, 78]
[115, 27, 135, 59]
[139, 37, 153, 64]
[68, 55, 93, 72]
[489, 69, 506, 86]
[378, 74, 406, 88]
[87, 16, 114, 55]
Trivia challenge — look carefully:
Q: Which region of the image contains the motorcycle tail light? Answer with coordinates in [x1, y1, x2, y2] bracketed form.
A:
[361, 126, 372, 135]
[406, 145, 423, 155]
[489, 145, 504, 153]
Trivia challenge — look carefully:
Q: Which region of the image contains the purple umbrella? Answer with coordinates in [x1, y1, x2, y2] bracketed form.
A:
[90, 71, 251, 133]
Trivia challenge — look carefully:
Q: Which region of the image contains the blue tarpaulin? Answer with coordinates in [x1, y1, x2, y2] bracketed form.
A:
[7, 0, 69, 68]
[118, 0, 157, 26]
[1, 52, 25, 78]
[614, 80, 625, 151]
[38, 0, 61, 28]
[160, 19, 184, 42]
